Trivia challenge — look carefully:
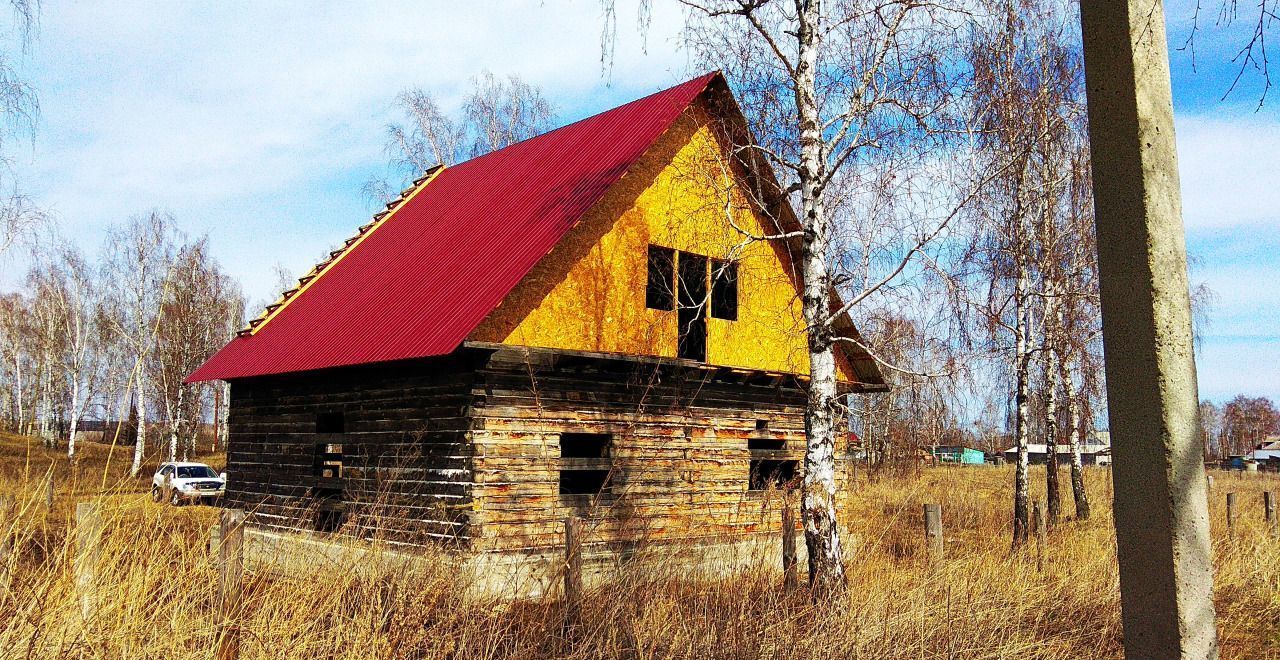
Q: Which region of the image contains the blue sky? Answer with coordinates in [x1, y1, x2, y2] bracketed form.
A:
[1, 1, 1275, 405]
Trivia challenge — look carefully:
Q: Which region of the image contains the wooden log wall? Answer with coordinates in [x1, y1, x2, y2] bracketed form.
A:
[224, 346, 850, 554]
[225, 352, 486, 545]
[468, 347, 847, 553]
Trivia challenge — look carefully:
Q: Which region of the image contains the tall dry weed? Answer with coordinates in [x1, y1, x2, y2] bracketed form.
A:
[0, 435, 1276, 659]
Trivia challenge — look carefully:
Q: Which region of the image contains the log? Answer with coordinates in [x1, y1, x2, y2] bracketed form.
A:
[781, 498, 797, 589]
[563, 516, 582, 630]
[217, 509, 246, 660]
[923, 503, 943, 563]
[1264, 491, 1276, 538]
[74, 502, 102, 624]
[1226, 492, 1237, 539]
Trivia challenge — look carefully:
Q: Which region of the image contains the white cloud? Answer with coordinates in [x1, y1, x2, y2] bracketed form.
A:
[1175, 113, 1280, 230]
[7, 0, 692, 302]
[1197, 337, 1280, 404]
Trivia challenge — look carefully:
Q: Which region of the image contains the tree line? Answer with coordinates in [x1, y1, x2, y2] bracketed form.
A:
[1200, 395, 1280, 458]
[0, 213, 243, 474]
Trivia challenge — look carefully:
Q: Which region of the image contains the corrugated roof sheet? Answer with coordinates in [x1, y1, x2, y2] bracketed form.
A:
[188, 73, 720, 382]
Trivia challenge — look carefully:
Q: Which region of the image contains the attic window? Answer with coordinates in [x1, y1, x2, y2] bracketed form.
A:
[646, 245, 676, 310]
[711, 259, 738, 320]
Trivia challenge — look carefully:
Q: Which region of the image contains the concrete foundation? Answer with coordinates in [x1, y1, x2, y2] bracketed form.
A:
[212, 525, 808, 601]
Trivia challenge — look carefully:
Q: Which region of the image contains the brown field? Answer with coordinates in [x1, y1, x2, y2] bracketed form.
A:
[0, 432, 1276, 659]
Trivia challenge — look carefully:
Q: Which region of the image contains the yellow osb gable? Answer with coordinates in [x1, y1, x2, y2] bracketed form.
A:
[468, 107, 856, 381]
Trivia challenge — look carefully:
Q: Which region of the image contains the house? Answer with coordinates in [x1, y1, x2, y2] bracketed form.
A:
[1221, 455, 1260, 471]
[187, 73, 885, 582]
[1251, 436, 1280, 463]
[1000, 439, 1112, 466]
[932, 446, 985, 465]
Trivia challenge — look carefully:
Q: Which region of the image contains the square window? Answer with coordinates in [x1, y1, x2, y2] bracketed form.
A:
[646, 245, 675, 310]
[559, 432, 613, 496]
[748, 437, 785, 451]
[711, 259, 738, 320]
[316, 411, 345, 434]
[749, 459, 797, 491]
[559, 469, 611, 495]
[560, 432, 611, 458]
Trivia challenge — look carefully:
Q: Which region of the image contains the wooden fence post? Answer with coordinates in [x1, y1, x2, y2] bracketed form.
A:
[216, 509, 245, 660]
[563, 516, 582, 631]
[923, 503, 943, 563]
[74, 502, 102, 625]
[0, 495, 12, 591]
[45, 476, 54, 511]
[1226, 492, 1237, 539]
[781, 498, 797, 590]
[1264, 491, 1276, 538]
[1032, 499, 1046, 572]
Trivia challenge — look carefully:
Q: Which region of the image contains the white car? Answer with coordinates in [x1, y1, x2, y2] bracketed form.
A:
[151, 462, 226, 505]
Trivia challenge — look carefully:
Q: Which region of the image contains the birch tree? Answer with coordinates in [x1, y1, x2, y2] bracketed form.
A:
[366, 72, 555, 203]
[0, 292, 33, 433]
[151, 239, 243, 462]
[28, 241, 104, 460]
[0, 0, 40, 259]
[604, 0, 971, 594]
[964, 0, 1083, 547]
[102, 212, 177, 475]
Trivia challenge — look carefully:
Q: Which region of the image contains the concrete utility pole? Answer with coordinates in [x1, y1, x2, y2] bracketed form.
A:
[1078, 1, 1219, 658]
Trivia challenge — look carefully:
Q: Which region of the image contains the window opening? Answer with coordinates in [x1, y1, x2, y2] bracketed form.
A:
[711, 259, 738, 320]
[677, 252, 708, 361]
[559, 432, 613, 496]
[749, 459, 797, 491]
[560, 432, 611, 458]
[646, 245, 676, 310]
[316, 411, 345, 434]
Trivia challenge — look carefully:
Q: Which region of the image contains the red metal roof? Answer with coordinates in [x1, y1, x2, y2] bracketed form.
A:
[188, 73, 720, 382]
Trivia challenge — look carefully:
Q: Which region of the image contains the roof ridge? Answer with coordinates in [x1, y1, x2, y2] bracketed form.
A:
[445, 72, 720, 170]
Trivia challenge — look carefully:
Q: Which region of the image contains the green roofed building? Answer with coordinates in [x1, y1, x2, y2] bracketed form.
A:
[933, 446, 986, 466]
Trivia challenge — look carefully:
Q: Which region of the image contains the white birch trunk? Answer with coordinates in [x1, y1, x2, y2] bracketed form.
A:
[1012, 265, 1031, 548]
[12, 349, 23, 433]
[37, 352, 53, 448]
[1063, 362, 1090, 519]
[1044, 292, 1061, 526]
[167, 386, 182, 463]
[792, 0, 847, 596]
[66, 381, 80, 460]
[216, 381, 229, 452]
[129, 368, 147, 477]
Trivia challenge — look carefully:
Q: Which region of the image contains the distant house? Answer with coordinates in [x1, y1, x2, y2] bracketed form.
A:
[933, 446, 985, 465]
[1251, 437, 1280, 463]
[1221, 455, 1261, 471]
[1001, 440, 1112, 466]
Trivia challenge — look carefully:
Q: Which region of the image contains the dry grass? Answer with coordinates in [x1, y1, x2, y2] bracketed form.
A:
[0, 432, 1276, 659]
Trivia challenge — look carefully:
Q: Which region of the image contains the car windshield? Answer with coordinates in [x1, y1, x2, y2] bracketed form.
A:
[176, 465, 217, 479]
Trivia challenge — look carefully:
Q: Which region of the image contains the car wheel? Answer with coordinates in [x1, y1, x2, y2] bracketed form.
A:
[150, 486, 161, 503]
[170, 490, 182, 506]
